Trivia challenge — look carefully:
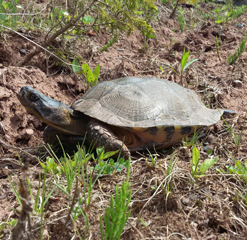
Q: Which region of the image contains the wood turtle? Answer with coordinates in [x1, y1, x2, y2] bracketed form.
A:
[18, 77, 226, 158]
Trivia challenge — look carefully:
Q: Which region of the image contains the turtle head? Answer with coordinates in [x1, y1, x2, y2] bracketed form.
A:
[18, 86, 78, 134]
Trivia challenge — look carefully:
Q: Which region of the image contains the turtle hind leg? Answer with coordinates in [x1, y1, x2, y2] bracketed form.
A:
[87, 119, 130, 160]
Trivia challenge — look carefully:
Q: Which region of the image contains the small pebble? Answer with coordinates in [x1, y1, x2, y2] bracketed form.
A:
[207, 134, 215, 144]
[20, 49, 26, 56]
[233, 80, 243, 88]
[181, 197, 190, 206]
[26, 129, 34, 135]
[237, 23, 244, 27]
[204, 146, 213, 153]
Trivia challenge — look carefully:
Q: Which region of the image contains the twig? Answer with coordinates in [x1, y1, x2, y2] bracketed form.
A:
[0, 25, 73, 67]
[121, 55, 140, 66]
[126, 221, 145, 240]
[169, 0, 179, 19]
[172, 183, 211, 195]
[0, 138, 39, 160]
[11, 168, 34, 240]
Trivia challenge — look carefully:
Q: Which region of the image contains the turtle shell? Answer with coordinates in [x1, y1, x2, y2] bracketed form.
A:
[72, 77, 223, 130]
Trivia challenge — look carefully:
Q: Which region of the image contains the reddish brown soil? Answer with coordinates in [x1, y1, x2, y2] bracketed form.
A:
[1, 2, 247, 240]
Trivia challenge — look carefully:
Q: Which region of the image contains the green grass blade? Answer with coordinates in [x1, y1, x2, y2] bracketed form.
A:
[183, 58, 198, 71]
[181, 51, 190, 72]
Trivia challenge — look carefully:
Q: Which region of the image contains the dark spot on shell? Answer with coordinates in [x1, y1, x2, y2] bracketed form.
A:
[144, 126, 158, 136]
[180, 126, 192, 135]
[164, 126, 175, 142]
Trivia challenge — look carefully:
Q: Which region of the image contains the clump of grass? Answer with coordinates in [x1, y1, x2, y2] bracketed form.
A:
[100, 32, 118, 52]
[216, 36, 221, 62]
[228, 37, 246, 65]
[100, 159, 131, 240]
[178, 13, 185, 31]
[226, 159, 247, 183]
[223, 111, 246, 152]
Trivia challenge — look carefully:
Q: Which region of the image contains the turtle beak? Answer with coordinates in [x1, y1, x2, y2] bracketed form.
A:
[17, 86, 28, 102]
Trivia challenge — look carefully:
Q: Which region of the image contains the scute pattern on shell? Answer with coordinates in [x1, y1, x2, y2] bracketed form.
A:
[72, 77, 223, 128]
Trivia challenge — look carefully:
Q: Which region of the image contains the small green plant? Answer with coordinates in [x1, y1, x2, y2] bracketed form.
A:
[39, 156, 63, 175]
[168, 48, 198, 85]
[224, 159, 247, 184]
[95, 157, 129, 175]
[93, 147, 128, 175]
[228, 37, 246, 65]
[72, 59, 100, 88]
[93, 147, 119, 162]
[215, 36, 221, 62]
[214, 5, 246, 24]
[165, 152, 177, 192]
[139, 218, 149, 226]
[100, 32, 118, 52]
[182, 128, 199, 147]
[39, 170, 57, 238]
[178, 14, 185, 31]
[44, 142, 79, 193]
[82, 15, 95, 24]
[0, 219, 17, 236]
[223, 111, 246, 151]
[180, 48, 198, 85]
[191, 145, 217, 179]
[178, 8, 185, 31]
[146, 149, 158, 168]
[232, 5, 246, 18]
[100, 159, 131, 240]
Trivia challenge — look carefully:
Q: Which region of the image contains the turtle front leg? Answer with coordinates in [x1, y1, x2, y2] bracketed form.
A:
[43, 125, 85, 150]
[87, 119, 130, 159]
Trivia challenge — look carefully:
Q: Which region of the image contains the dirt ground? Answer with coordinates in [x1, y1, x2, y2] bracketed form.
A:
[0, 1, 247, 239]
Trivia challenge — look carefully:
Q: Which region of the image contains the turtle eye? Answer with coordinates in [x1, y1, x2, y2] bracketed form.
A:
[29, 93, 38, 102]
